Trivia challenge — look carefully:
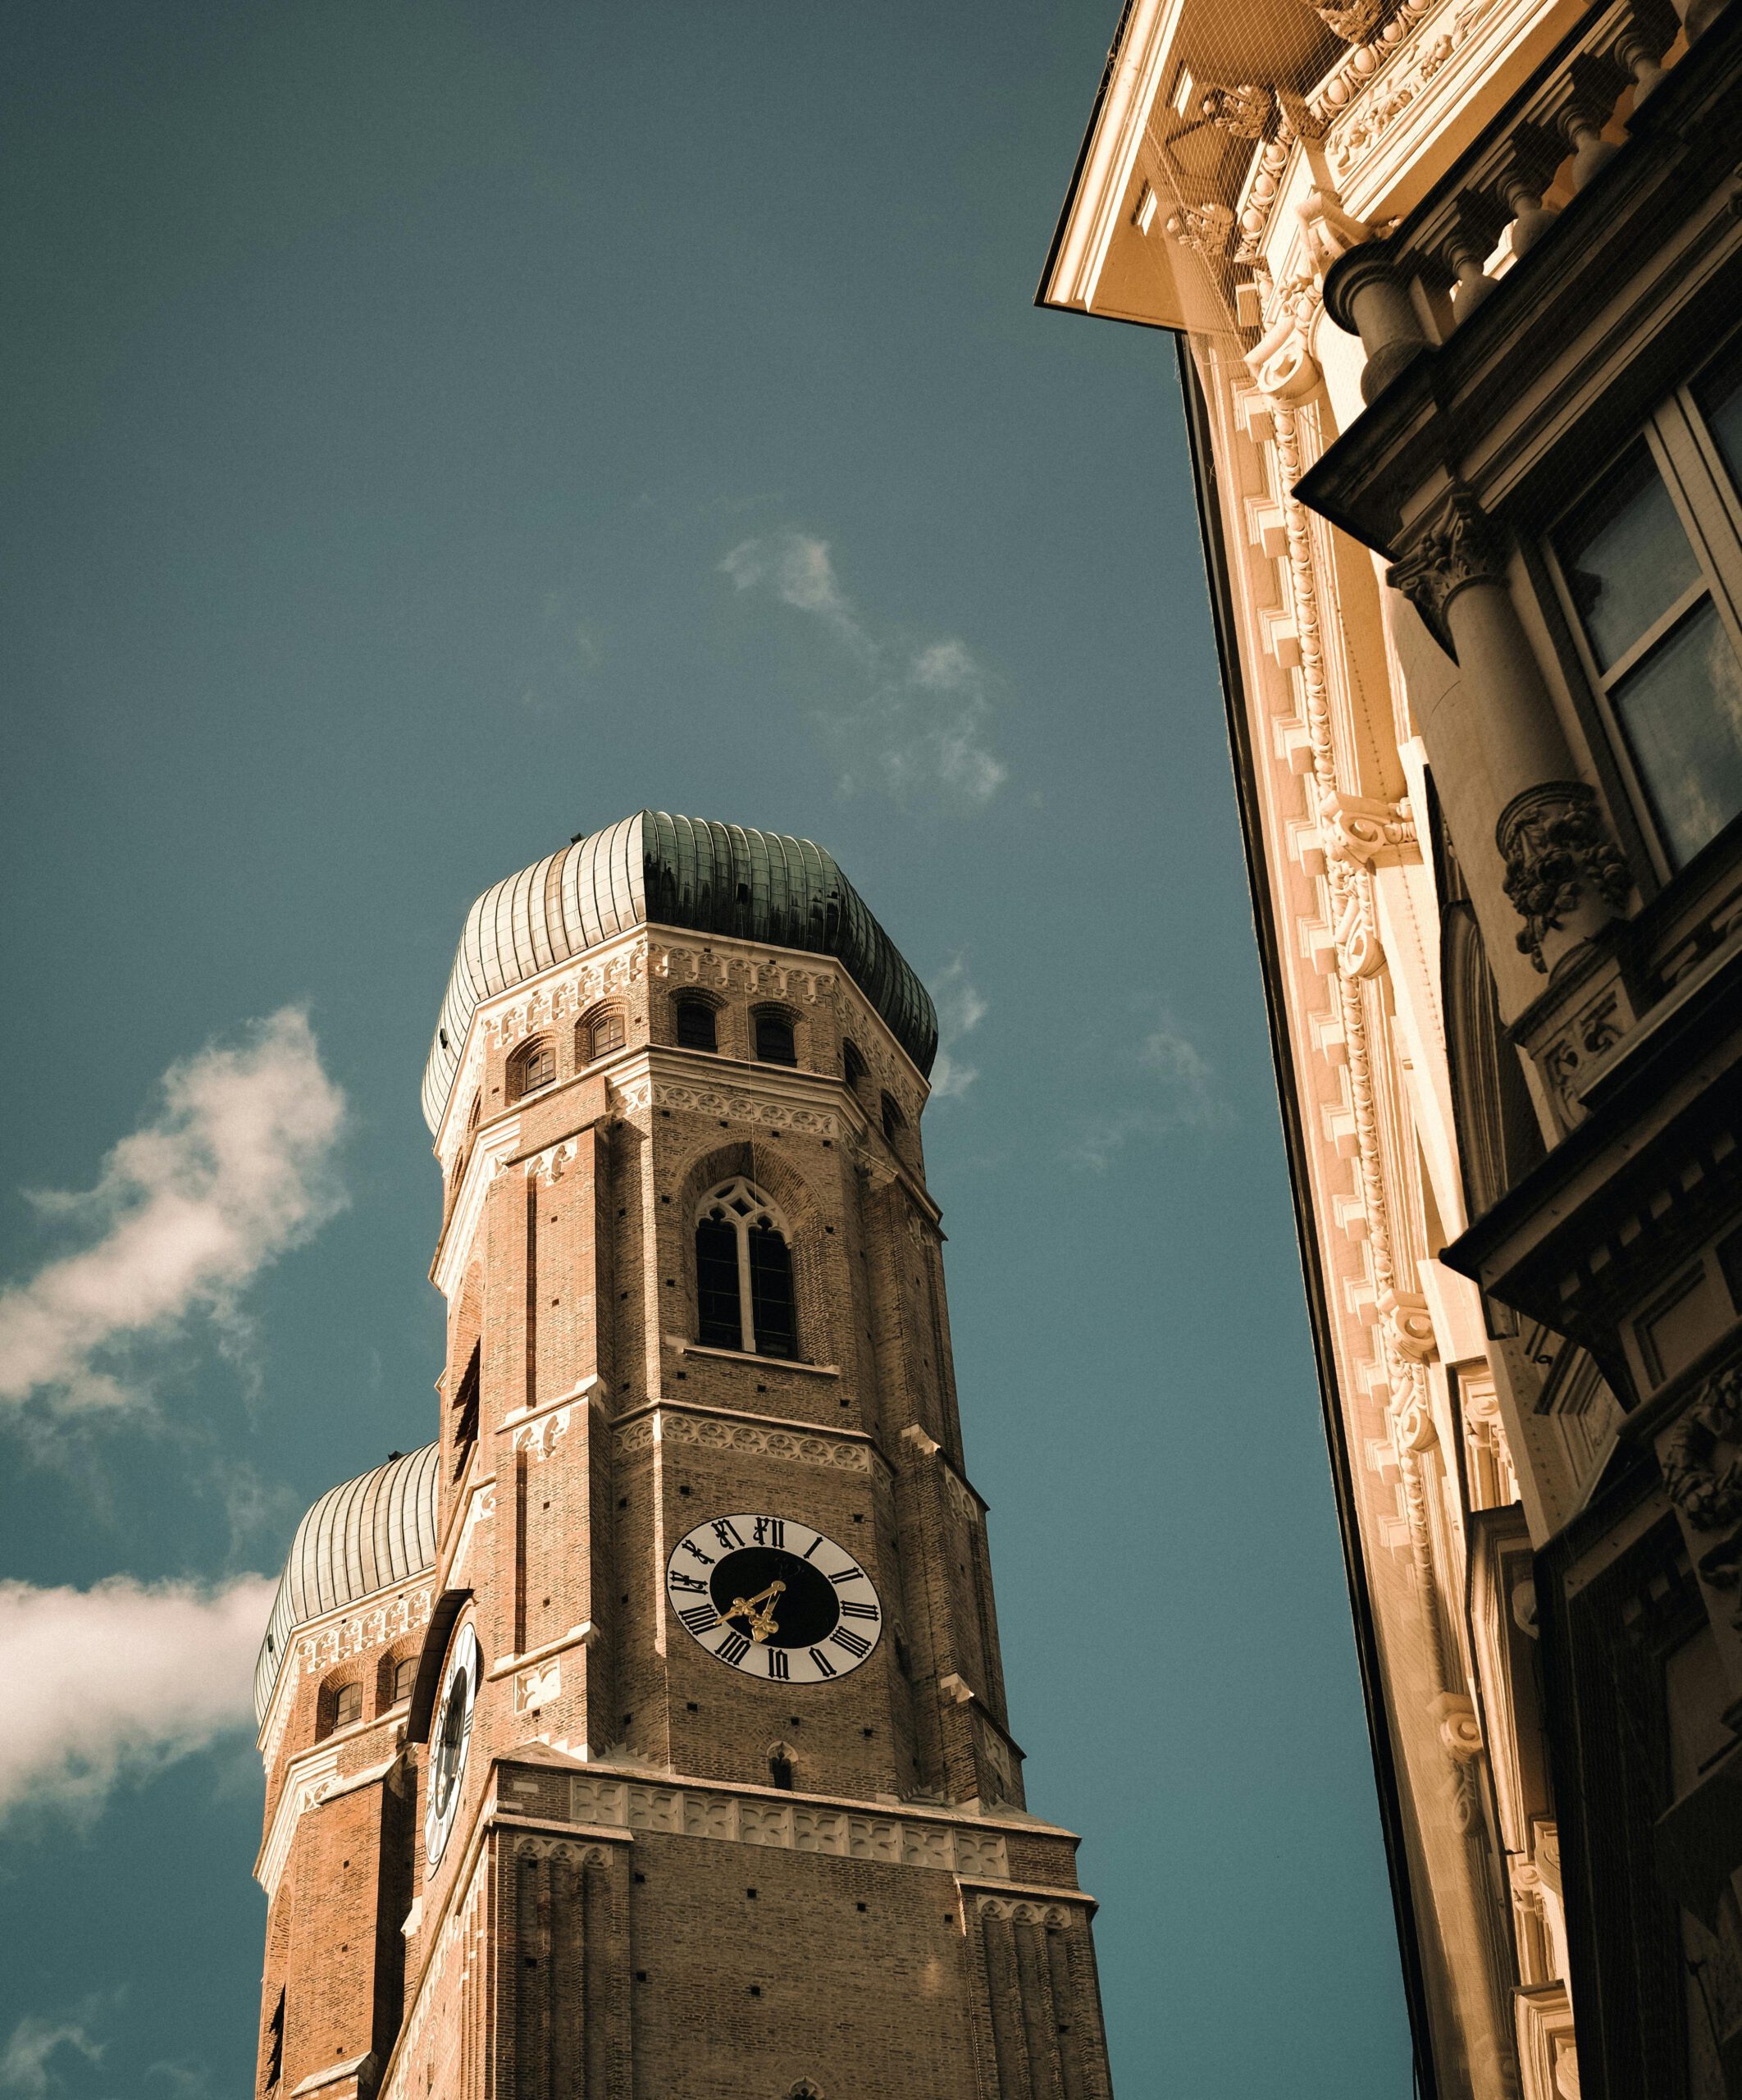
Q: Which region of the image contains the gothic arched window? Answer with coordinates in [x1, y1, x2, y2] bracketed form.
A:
[880, 1092, 905, 1146]
[695, 1178, 797, 1359]
[581, 1007, 626, 1063]
[753, 1009, 796, 1066]
[391, 1655, 419, 1705]
[675, 996, 718, 1052]
[842, 1039, 868, 1090]
[507, 1038, 555, 1102]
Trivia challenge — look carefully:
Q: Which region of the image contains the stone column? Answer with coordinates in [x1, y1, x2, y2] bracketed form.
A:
[1385, 485, 1631, 977]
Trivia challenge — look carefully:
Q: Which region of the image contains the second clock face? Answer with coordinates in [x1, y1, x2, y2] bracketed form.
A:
[666, 1513, 882, 1684]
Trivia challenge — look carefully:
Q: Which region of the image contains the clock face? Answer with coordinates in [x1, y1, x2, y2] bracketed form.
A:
[423, 1622, 479, 1868]
[665, 1513, 882, 1684]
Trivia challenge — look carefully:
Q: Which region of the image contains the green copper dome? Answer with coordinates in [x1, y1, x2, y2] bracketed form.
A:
[421, 811, 937, 1132]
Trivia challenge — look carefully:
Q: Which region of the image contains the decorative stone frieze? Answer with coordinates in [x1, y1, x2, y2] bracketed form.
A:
[1163, 200, 1235, 253]
[1496, 783, 1633, 974]
[1661, 1360, 1742, 1589]
[614, 1405, 874, 1472]
[1195, 80, 1274, 138]
[563, 1771, 1011, 1877]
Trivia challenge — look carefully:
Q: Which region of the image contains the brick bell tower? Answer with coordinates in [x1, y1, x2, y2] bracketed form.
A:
[251, 811, 1115, 2100]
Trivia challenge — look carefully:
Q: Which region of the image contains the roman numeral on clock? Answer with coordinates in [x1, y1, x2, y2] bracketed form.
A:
[828, 1565, 864, 1586]
[669, 1573, 709, 1595]
[766, 1648, 790, 1680]
[752, 1517, 785, 1547]
[832, 1627, 872, 1659]
[808, 1648, 837, 1678]
[678, 1605, 719, 1636]
[711, 1519, 746, 1552]
[838, 1600, 879, 1620]
[716, 1631, 752, 1668]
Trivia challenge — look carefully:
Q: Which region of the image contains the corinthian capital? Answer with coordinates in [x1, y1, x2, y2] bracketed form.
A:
[1384, 486, 1508, 656]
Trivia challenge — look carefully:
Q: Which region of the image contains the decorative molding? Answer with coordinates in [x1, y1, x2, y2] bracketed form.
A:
[653, 1080, 844, 1141]
[1321, 792, 1417, 867]
[257, 1746, 405, 1899]
[616, 1403, 874, 1473]
[1497, 783, 1633, 973]
[510, 1833, 612, 1865]
[432, 1117, 522, 1299]
[1384, 486, 1509, 655]
[563, 1770, 1010, 1877]
[971, 1895, 1074, 1927]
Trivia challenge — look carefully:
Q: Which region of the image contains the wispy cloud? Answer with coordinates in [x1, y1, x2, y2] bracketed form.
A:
[1065, 1019, 1234, 1171]
[0, 1574, 276, 1828]
[0, 2003, 107, 2095]
[720, 531, 1008, 806]
[0, 1009, 346, 1413]
[928, 956, 988, 1101]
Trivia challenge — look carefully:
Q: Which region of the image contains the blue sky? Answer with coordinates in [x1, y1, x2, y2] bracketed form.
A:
[0, 5, 1412, 2093]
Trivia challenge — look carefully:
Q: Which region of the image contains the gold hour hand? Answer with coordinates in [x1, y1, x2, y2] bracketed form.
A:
[720, 1579, 785, 1642]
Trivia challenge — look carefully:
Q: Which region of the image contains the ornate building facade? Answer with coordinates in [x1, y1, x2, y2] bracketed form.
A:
[1042, 3, 1742, 2095]
[250, 812, 1115, 2100]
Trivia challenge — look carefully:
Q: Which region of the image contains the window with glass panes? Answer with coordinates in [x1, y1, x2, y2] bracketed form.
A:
[1550, 337, 1742, 870]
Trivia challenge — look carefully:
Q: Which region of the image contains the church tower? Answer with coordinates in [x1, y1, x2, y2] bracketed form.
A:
[252, 811, 1115, 2100]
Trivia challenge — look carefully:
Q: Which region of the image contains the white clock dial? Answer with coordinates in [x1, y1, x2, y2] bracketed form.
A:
[423, 1622, 479, 1867]
[665, 1513, 883, 1684]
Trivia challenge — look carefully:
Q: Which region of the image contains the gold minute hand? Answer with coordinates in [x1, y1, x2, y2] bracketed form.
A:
[721, 1580, 786, 1642]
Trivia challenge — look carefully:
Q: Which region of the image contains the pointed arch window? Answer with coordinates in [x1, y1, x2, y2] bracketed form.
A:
[675, 997, 718, 1052]
[695, 1178, 797, 1359]
[841, 1039, 868, 1090]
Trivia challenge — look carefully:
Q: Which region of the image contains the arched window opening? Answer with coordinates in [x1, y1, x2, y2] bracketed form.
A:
[451, 1340, 481, 1480]
[842, 1039, 868, 1090]
[695, 1179, 797, 1359]
[754, 1010, 796, 1066]
[323, 1680, 363, 1737]
[675, 997, 718, 1052]
[880, 1093, 905, 1146]
[768, 1744, 796, 1792]
[581, 1008, 626, 1063]
[508, 1038, 556, 1102]
[391, 1655, 419, 1705]
[265, 1989, 285, 2092]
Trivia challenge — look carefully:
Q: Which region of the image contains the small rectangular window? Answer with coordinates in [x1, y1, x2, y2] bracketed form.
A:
[332, 1681, 363, 1730]
[392, 1655, 419, 1705]
[755, 1012, 796, 1065]
[588, 1011, 626, 1059]
[676, 1000, 718, 1052]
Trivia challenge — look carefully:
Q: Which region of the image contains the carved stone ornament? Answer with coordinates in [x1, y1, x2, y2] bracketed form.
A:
[1195, 81, 1273, 138]
[1163, 201, 1235, 255]
[1662, 1363, 1742, 1558]
[1496, 782, 1633, 973]
[1308, 0, 1389, 41]
[1384, 486, 1508, 657]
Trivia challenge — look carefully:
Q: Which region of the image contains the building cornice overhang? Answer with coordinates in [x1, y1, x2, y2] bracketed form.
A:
[1296, 13, 1742, 555]
[1440, 932, 1742, 1351]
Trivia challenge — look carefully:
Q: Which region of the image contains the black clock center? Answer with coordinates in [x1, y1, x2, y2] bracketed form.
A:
[709, 1545, 840, 1648]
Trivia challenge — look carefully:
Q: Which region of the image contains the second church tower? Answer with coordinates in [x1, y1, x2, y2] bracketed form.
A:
[253, 811, 1114, 2099]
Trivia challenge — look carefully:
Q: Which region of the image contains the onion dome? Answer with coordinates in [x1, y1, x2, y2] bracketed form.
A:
[254, 1442, 440, 1726]
[420, 810, 938, 1134]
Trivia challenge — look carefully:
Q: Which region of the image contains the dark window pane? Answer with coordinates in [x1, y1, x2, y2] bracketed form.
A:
[842, 1039, 867, 1087]
[880, 1093, 904, 1144]
[695, 1217, 742, 1350]
[1612, 599, 1742, 864]
[1697, 337, 1742, 495]
[676, 999, 717, 1051]
[755, 1012, 796, 1065]
[748, 1224, 796, 1359]
[1558, 445, 1701, 671]
[589, 1011, 625, 1058]
[393, 1657, 419, 1704]
[332, 1682, 363, 1729]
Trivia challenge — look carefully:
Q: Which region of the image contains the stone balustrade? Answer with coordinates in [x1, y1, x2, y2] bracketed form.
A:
[1322, 0, 1705, 400]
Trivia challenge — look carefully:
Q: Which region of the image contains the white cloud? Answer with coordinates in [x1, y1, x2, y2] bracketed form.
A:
[0, 1573, 277, 1828]
[1066, 1021, 1233, 1171]
[0, 1009, 346, 1413]
[0, 2009, 105, 2095]
[720, 531, 1007, 806]
[928, 957, 988, 1101]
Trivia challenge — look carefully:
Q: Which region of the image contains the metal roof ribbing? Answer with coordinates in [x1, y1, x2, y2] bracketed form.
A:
[253, 1441, 441, 1726]
[419, 811, 937, 1133]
